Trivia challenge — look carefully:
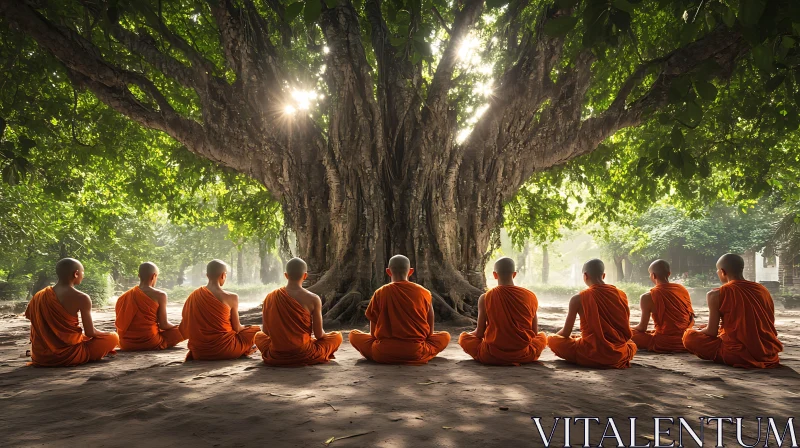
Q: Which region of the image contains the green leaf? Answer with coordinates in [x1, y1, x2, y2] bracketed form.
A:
[670, 126, 684, 148]
[555, 0, 579, 9]
[414, 40, 432, 57]
[485, 0, 508, 9]
[698, 157, 711, 178]
[782, 36, 796, 49]
[611, 10, 631, 32]
[284, 2, 304, 22]
[705, 10, 716, 29]
[738, 0, 766, 27]
[684, 101, 703, 123]
[668, 148, 684, 169]
[613, 0, 636, 14]
[2, 164, 18, 186]
[751, 44, 773, 72]
[390, 36, 407, 47]
[669, 76, 692, 103]
[765, 74, 786, 93]
[324, 0, 338, 8]
[396, 9, 411, 23]
[721, 4, 736, 27]
[303, 0, 322, 24]
[543, 15, 579, 37]
[411, 52, 421, 64]
[694, 80, 718, 101]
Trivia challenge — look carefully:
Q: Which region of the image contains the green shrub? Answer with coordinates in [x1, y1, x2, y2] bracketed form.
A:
[80, 271, 114, 307]
[616, 282, 650, 305]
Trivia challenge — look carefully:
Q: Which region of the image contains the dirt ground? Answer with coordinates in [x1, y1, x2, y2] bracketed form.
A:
[1, 301, 798, 447]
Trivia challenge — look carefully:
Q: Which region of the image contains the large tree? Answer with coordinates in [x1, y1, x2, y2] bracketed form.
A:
[1, 0, 797, 323]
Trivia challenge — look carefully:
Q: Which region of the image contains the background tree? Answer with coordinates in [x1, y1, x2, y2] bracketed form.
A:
[1, 0, 799, 322]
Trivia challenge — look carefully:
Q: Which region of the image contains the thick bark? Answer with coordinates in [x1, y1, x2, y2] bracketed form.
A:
[0, 0, 750, 323]
[542, 246, 549, 284]
[613, 256, 625, 283]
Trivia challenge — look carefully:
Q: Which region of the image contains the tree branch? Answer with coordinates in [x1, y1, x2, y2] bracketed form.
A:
[431, 6, 452, 36]
[426, 0, 484, 116]
[262, 0, 293, 48]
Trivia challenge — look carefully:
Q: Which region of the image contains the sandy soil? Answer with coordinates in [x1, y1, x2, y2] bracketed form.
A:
[1, 301, 798, 447]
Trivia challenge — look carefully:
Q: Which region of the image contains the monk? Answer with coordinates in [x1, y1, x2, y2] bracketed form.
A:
[683, 253, 783, 368]
[25, 258, 119, 367]
[349, 255, 451, 365]
[548, 259, 637, 369]
[181, 260, 260, 361]
[115, 262, 185, 351]
[631, 259, 695, 353]
[255, 258, 342, 366]
[458, 257, 547, 365]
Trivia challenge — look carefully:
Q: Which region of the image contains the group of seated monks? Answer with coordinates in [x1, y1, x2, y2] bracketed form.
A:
[24, 252, 783, 369]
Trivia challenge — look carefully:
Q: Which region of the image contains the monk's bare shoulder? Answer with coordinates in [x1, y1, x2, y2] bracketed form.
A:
[142, 286, 168, 303]
[219, 290, 240, 307]
[706, 288, 720, 302]
[569, 294, 582, 311]
[639, 291, 652, 304]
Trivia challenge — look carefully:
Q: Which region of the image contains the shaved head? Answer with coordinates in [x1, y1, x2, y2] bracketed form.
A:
[55, 258, 83, 281]
[582, 258, 605, 280]
[717, 253, 745, 277]
[285, 257, 307, 281]
[388, 254, 411, 275]
[138, 262, 159, 280]
[649, 259, 671, 280]
[206, 259, 229, 280]
[493, 257, 516, 279]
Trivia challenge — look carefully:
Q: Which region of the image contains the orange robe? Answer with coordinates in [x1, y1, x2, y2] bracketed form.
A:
[115, 286, 185, 351]
[631, 283, 695, 353]
[547, 284, 637, 369]
[255, 287, 342, 366]
[25, 287, 119, 367]
[181, 287, 260, 361]
[458, 285, 547, 365]
[683, 280, 782, 368]
[349, 281, 450, 365]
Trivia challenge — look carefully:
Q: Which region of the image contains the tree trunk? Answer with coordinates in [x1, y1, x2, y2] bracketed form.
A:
[613, 256, 625, 282]
[542, 246, 550, 284]
[237, 247, 244, 285]
[258, 239, 271, 285]
[176, 261, 189, 286]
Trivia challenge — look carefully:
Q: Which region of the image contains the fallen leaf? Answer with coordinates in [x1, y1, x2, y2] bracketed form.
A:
[442, 426, 453, 430]
[324, 436, 335, 445]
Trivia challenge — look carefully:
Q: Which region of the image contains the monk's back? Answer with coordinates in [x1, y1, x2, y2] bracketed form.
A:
[182, 287, 233, 337]
[51, 284, 86, 316]
[484, 286, 538, 350]
[719, 280, 782, 359]
[26, 287, 84, 348]
[367, 282, 431, 341]
[580, 284, 632, 346]
[263, 288, 313, 351]
[650, 283, 694, 335]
